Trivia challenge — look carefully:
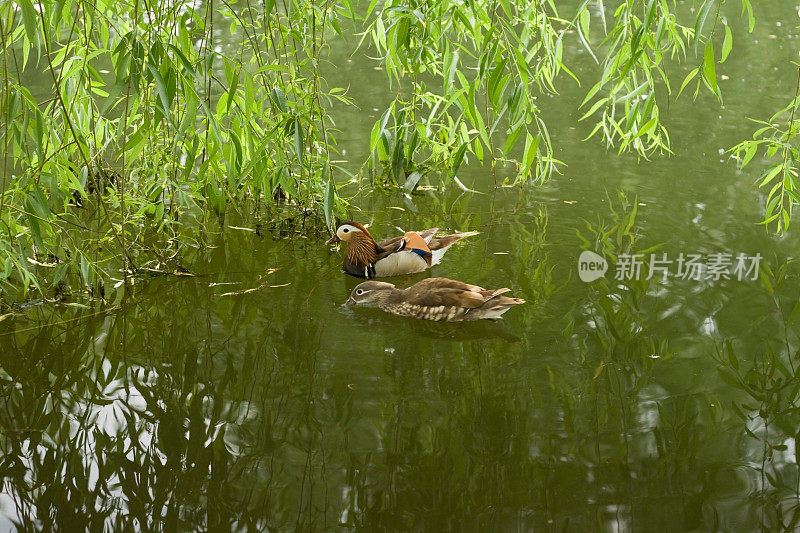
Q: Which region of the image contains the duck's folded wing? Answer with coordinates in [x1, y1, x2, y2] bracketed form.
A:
[377, 228, 439, 249]
[406, 286, 486, 308]
[403, 232, 432, 252]
[374, 245, 402, 262]
[428, 230, 478, 251]
[375, 235, 404, 250]
[416, 228, 439, 244]
[479, 288, 511, 300]
[411, 277, 485, 293]
[374, 234, 431, 263]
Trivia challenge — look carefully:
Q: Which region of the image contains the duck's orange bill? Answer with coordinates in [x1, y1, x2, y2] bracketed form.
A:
[326, 235, 341, 244]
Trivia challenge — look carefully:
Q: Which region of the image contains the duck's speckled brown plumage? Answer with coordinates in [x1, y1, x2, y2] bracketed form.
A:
[326, 221, 474, 279]
[345, 277, 524, 321]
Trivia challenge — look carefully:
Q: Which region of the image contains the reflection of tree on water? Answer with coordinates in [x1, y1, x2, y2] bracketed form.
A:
[0, 190, 799, 530]
[0, 197, 797, 530]
[564, 198, 800, 531]
[712, 256, 800, 531]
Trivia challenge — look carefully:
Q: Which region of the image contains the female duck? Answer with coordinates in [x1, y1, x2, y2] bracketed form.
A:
[326, 222, 473, 279]
[345, 277, 525, 321]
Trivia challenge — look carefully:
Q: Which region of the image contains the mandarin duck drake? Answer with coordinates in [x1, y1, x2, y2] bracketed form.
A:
[326, 222, 474, 279]
[345, 277, 525, 321]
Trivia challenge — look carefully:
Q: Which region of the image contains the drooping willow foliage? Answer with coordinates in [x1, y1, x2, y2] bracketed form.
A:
[577, 0, 751, 154]
[1, 0, 350, 302]
[361, 0, 565, 187]
[0, 0, 766, 305]
[732, 65, 800, 234]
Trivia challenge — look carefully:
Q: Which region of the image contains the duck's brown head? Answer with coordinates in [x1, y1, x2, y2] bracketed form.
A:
[325, 221, 372, 245]
[345, 281, 395, 306]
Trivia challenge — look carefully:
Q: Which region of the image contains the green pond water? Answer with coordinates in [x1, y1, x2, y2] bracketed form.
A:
[3, 4, 800, 531]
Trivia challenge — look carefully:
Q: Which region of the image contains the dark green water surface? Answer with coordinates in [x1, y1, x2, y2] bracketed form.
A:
[3, 5, 800, 531]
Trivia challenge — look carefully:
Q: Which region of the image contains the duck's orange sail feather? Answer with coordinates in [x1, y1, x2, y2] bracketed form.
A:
[403, 232, 433, 265]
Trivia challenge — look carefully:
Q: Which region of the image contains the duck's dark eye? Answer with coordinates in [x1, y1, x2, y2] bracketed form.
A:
[343, 228, 350, 233]
[356, 289, 364, 295]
